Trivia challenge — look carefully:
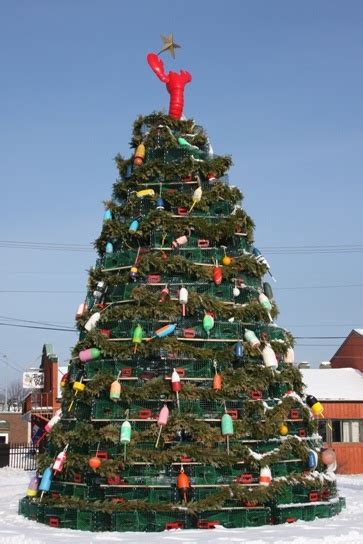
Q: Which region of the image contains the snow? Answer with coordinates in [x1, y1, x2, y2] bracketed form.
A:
[0, 468, 363, 544]
[300, 368, 363, 401]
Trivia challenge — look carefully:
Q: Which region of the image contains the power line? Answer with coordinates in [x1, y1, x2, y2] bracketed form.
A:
[275, 284, 363, 290]
[0, 240, 93, 252]
[0, 290, 84, 294]
[0, 315, 71, 328]
[1, 239, 363, 255]
[0, 322, 76, 332]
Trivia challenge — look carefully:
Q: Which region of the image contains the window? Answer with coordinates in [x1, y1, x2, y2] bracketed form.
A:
[0, 434, 8, 444]
[331, 420, 363, 443]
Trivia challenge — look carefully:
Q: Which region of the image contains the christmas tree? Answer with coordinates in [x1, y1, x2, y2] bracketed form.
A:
[20, 37, 345, 532]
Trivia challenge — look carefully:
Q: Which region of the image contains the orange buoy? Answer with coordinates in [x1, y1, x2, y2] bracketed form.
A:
[212, 265, 223, 285]
[213, 373, 222, 391]
[176, 468, 190, 502]
[88, 456, 101, 470]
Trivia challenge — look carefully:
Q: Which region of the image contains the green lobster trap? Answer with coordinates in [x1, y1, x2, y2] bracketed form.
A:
[111, 509, 190, 532]
[272, 499, 344, 524]
[192, 507, 271, 529]
[19, 497, 44, 522]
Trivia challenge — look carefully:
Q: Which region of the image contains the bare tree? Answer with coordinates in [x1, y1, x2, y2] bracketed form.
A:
[0, 380, 24, 411]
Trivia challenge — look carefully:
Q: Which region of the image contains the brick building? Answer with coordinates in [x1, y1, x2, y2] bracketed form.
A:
[0, 412, 29, 444]
[301, 368, 363, 474]
[22, 344, 62, 442]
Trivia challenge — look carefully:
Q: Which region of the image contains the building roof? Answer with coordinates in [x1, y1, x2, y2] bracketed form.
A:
[300, 368, 363, 401]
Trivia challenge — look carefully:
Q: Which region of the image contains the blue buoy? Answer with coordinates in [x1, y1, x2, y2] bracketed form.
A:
[103, 209, 112, 222]
[306, 450, 318, 469]
[156, 198, 165, 210]
[129, 219, 139, 233]
[105, 242, 114, 254]
[234, 341, 244, 359]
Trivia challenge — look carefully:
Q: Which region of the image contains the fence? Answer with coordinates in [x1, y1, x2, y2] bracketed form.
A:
[0, 443, 39, 470]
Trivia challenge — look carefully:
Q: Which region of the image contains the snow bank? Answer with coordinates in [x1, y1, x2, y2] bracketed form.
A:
[0, 468, 362, 544]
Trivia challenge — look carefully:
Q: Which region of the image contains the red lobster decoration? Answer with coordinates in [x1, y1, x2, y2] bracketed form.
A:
[147, 53, 192, 120]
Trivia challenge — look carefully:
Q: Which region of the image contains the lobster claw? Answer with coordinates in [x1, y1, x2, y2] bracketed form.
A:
[180, 70, 192, 84]
[147, 53, 169, 83]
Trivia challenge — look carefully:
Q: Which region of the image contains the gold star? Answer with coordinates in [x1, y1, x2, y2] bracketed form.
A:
[159, 33, 181, 59]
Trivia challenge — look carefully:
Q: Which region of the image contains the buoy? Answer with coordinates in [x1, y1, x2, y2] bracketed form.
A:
[221, 413, 234, 455]
[120, 421, 132, 444]
[262, 344, 278, 368]
[321, 448, 336, 466]
[306, 395, 324, 416]
[129, 266, 138, 281]
[132, 324, 144, 353]
[188, 186, 202, 214]
[73, 381, 86, 393]
[263, 282, 273, 300]
[203, 313, 214, 335]
[155, 404, 169, 448]
[252, 247, 276, 281]
[103, 209, 112, 222]
[259, 293, 273, 322]
[129, 219, 139, 233]
[172, 235, 188, 249]
[136, 188, 155, 198]
[278, 423, 288, 436]
[88, 456, 101, 470]
[110, 380, 121, 402]
[179, 287, 188, 317]
[159, 286, 170, 303]
[84, 312, 101, 332]
[39, 467, 53, 500]
[259, 466, 272, 486]
[213, 373, 222, 391]
[176, 468, 190, 503]
[156, 197, 165, 210]
[212, 265, 223, 285]
[75, 303, 87, 320]
[79, 348, 101, 363]
[234, 341, 244, 360]
[105, 241, 114, 254]
[171, 368, 181, 410]
[134, 144, 145, 166]
[60, 374, 68, 388]
[53, 445, 68, 474]
[233, 286, 240, 297]
[45, 409, 62, 433]
[222, 255, 232, 266]
[244, 329, 260, 349]
[285, 347, 295, 364]
[26, 475, 39, 497]
[306, 450, 318, 470]
[148, 323, 177, 341]
[120, 420, 132, 461]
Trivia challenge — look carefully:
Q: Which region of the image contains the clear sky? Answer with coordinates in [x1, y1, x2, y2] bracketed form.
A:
[0, 0, 362, 385]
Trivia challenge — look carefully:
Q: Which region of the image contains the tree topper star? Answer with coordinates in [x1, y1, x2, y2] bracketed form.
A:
[158, 33, 181, 59]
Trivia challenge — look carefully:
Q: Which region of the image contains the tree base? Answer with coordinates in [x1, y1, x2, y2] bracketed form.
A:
[19, 496, 346, 531]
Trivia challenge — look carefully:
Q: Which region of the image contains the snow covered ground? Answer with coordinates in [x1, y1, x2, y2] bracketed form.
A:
[0, 468, 362, 544]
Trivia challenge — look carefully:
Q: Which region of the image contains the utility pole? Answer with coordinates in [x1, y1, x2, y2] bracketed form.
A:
[4, 355, 8, 411]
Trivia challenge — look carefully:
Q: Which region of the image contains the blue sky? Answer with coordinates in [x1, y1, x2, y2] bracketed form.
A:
[0, 1, 362, 384]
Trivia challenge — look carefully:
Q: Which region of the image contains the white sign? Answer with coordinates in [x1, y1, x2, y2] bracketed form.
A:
[22, 371, 44, 389]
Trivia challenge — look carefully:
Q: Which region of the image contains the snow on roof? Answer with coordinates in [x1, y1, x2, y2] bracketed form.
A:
[353, 329, 363, 335]
[300, 368, 363, 401]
